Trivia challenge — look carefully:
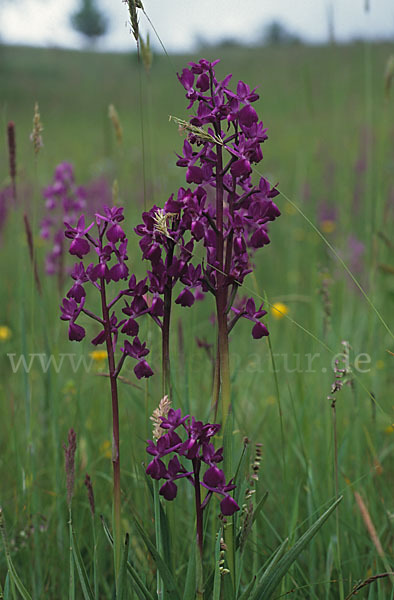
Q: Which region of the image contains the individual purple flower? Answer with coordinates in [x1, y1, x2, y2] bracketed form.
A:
[60, 297, 86, 341]
[95, 206, 126, 243]
[159, 455, 191, 501]
[146, 457, 167, 480]
[231, 297, 268, 339]
[134, 359, 154, 380]
[64, 215, 94, 258]
[67, 262, 88, 302]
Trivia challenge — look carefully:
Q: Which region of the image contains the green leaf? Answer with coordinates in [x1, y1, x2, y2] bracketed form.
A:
[117, 533, 129, 600]
[251, 537, 289, 597]
[132, 516, 181, 600]
[251, 496, 343, 600]
[238, 576, 257, 600]
[3, 573, 10, 600]
[212, 530, 222, 600]
[182, 535, 196, 600]
[251, 491, 269, 528]
[236, 492, 268, 551]
[71, 529, 95, 600]
[100, 516, 154, 600]
[6, 564, 32, 600]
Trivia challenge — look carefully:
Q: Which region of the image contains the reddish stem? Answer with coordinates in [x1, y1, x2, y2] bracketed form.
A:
[99, 276, 121, 578]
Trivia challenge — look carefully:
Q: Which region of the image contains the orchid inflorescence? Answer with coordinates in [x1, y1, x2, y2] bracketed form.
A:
[60, 59, 281, 381]
[146, 407, 240, 517]
[135, 58, 281, 339]
[60, 205, 157, 380]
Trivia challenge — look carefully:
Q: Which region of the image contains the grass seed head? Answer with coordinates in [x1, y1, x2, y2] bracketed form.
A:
[30, 102, 44, 154]
[63, 428, 77, 506]
[108, 104, 123, 144]
[150, 395, 172, 441]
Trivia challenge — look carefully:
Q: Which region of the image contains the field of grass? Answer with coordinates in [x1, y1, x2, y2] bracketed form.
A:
[0, 37, 393, 599]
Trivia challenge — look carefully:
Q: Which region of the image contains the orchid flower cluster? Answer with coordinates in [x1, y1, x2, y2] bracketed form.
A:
[146, 407, 240, 517]
[135, 59, 280, 340]
[60, 206, 156, 380]
[41, 162, 111, 276]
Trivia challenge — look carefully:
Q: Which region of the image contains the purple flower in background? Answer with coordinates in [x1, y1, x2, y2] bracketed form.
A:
[347, 235, 365, 275]
[41, 162, 112, 278]
[318, 202, 338, 234]
[0, 186, 14, 241]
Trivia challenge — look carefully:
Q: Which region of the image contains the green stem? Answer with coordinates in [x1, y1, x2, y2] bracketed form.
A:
[332, 403, 344, 600]
[193, 460, 204, 599]
[68, 506, 75, 600]
[153, 482, 163, 600]
[92, 517, 98, 600]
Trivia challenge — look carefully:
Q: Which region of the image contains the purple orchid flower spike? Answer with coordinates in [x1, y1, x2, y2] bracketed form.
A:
[145, 404, 240, 551]
[61, 204, 156, 566]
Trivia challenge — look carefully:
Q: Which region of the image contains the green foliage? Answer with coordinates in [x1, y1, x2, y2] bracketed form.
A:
[0, 40, 393, 599]
[262, 21, 301, 46]
[70, 0, 107, 41]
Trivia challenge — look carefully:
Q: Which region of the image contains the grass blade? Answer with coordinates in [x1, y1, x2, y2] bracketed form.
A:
[250, 537, 289, 600]
[0, 509, 32, 600]
[238, 576, 257, 600]
[132, 515, 181, 600]
[71, 529, 94, 600]
[117, 533, 130, 600]
[182, 534, 196, 600]
[251, 496, 342, 599]
[212, 530, 222, 600]
[100, 516, 154, 600]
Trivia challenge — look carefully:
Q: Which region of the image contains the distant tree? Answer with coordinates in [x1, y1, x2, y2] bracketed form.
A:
[263, 21, 301, 46]
[70, 0, 108, 44]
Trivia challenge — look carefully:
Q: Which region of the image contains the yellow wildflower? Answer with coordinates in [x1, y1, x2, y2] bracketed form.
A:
[90, 350, 107, 362]
[100, 440, 112, 459]
[0, 326, 12, 341]
[271, 302, 289, 320]
[384, 424, 394, 435]
[321, 220, 336, 234]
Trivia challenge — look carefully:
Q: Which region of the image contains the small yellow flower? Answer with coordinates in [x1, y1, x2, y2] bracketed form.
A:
[90, 350, 107, 362]
[100, 440, 112, 459]
[321, 220, 336, 234]
[0, 326, 12, 341]
[271, 302, 289, 320]
[284, 202, 297, 215]
[384, 424, 394, 435]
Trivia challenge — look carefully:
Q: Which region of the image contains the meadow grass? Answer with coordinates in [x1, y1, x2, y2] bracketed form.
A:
[0, 39, 393, 598]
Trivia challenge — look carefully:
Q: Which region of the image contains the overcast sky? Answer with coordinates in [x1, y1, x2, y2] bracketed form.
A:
[1, 0, 393, 52]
